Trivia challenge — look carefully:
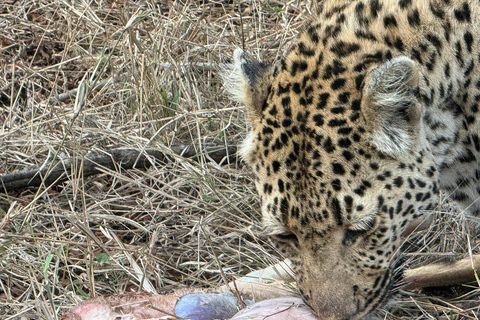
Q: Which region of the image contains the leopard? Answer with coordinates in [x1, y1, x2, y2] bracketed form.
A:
[222, 0, 480, 319]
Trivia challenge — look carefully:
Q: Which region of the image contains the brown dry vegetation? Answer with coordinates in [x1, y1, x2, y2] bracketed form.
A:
[0, 0, 479, 319]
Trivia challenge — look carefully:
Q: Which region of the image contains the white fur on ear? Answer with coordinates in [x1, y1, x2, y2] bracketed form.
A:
[239, 130, 255, 162]
[371, 124, 411, 155]
[221, 49, 250, 104]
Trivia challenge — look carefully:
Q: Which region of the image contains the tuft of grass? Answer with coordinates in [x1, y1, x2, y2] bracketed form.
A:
[0, 1, 478, 319]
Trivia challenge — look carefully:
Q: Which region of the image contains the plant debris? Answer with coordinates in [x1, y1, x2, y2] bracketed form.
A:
[1, 1, 479, 320]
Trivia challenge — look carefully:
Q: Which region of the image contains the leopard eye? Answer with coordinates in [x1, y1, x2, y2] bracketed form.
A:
[343, 216, 378, 246]
[342, 229, 367, 246]
[271, 232, 299, 243]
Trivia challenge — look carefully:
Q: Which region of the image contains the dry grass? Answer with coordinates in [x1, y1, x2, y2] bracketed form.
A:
[0, 0, 479, 319]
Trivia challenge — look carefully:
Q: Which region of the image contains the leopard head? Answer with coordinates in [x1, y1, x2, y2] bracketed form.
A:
[222, 49, 439, 319]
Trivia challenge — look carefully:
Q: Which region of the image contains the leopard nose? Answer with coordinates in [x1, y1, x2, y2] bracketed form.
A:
[307, 293, 358, 320]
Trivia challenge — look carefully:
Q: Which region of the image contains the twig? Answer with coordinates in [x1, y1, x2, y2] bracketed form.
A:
[49, 79, 113, 104]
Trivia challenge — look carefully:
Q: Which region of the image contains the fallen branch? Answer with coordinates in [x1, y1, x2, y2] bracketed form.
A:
[0, 144, 238, 192]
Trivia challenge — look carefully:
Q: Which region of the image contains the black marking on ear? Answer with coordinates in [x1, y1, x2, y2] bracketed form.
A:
[241, 60, 267, 86]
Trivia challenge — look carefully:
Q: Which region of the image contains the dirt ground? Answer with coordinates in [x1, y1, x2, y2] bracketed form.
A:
[1, 0, 479, 319]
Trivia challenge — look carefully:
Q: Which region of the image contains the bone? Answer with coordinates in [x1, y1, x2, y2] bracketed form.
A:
[404, 254, 480, 289]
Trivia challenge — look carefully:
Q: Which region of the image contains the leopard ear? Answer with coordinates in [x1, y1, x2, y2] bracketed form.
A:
[362, 57, 422, 155]
[222, 49, 272, 125]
